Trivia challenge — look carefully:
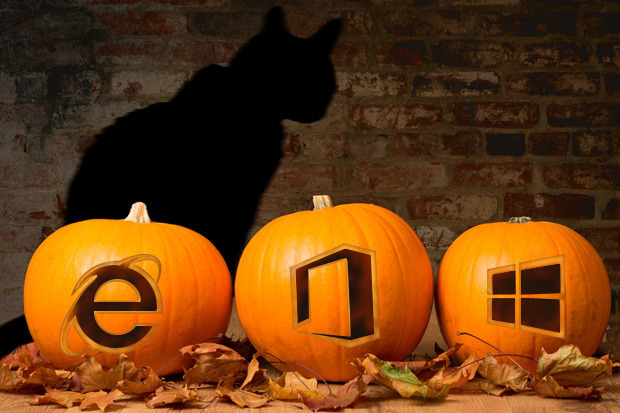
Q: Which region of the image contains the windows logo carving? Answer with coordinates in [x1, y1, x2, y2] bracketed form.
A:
[290, 244, 380, 347]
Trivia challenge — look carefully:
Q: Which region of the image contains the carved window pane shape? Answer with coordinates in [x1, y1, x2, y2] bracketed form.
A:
[490, 298, 516, 325]
[521, 298, 561, 333]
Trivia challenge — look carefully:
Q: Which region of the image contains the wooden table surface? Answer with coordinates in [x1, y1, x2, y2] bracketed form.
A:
[1, 304, 618, 412]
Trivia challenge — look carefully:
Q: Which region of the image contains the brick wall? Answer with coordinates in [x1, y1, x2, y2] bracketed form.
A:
[0, 1, 618, 345]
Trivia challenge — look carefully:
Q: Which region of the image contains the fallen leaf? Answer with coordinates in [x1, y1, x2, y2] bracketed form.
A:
[79, 389, 124, 411]
[0, 364, 25, 391]
[424, 352, 482, 390]
[24, 366, 64, 388]
[145, 382, 199, 408]
[392, 343, 463, 374]
[536, 345, 616, 386]
[298, 376, 367, 411]
[223, 389, 270, 408]
[533, 375, 604, 399]
[116, 368, 164, 395]
[352, 354, 449, 400]
[77, 354, 142, 392]
[30, 388, 86, 408]
[269, 371, 318, 400]
[239, 356, 269, 393]
[477, 355, 530, 392]
[180, 343, 248, 385]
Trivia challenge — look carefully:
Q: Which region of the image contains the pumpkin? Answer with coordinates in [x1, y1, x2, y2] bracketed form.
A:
[23, 202, 232, 376]
[235, 195, 434, 382]
[436, 217, 611, 373]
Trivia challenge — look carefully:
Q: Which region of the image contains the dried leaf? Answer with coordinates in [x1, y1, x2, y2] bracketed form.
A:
[269, 371, 318, 400]
[477, 379, 511, 396]
[352, 354, 449, 400]
[536, 345, 616, 386]
[298, 376, 367, 411]
[477, 355, 530, 392]
[424, 352, 482, 390]
[223, 389, 270, 408]
[239, 356, 269, 393]
[392, 343, 463, 374]
[116, 368, 164, 395]
[24, 367, 64, 388]
[1, 343, 51, 371]
[145, 383, 199, 408]
[533, 375, 604, 399]
[79, 389, 124, 411]
[0, 363, 25, 391]
[30, 388, 86, 408]
[181, 343, 248, 385]
[77, 354, 142, 392]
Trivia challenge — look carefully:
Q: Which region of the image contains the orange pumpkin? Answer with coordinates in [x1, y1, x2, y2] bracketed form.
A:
[436, 217, 611, 373]
[23, 202, 232, 376]
[235, 195, 434, 382]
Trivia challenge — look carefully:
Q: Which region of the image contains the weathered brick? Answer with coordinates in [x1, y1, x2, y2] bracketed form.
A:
[347, 134, 390, 159]
[577, 227, 620, 255]
[5, 192, 64, 223]
[584, 12, 620, 37]
[331, 41, 369, 68]
[268, 163, 348, 191]
[381, 9, 476, 36]
[15, 73, 47, 104]
[597, 43, 620, 67]
[169, 41, 237, 67]
[7, 41, 89, 69]
[480, 11, 577, 36]
[352, 162, 448, 190]
[548, 103, 620, 127]
[350, 103, 442, 129]
[56, 71, 101, 101]
[327, 195, 399, 213]
[603, 199, 620, 220]
[605, 73, 620, 96]
[394, 131, 483, 157]
[412, 72, 500, 97]
[520, 42, 589, 67]
[0, 72, 16, 104]
[254, 195, 298, 224]
[286, 11, 343, 38]
[604, 258, 620, 284]
[374, 41, 427, 67]
[507, 72, 599, 96]
[432, 41, 515, 67]
[453, 162, 532, 187]
[528, 132, 570, 156]
[451, 102, 539, 128]
[486, 133, 526, 156]
[110, 71, 189, 97]
[282, 132, 345, 159]
[0, 224, 52, 253]
[2, 8, 91, 38]
[413, 226, 459, 251]
[0, 163, 57, 189]
[572, 130, 614, 157]
[543, 164, 620, 190]
[151, 0, 229, 5]
[504, 193, 595, 220]
[406, 194, 498, 220]
[189, 12, 261, 37]
[339, 10, 374, 35]
[95, 10, 187, 36]
[94, 40, 165, 66]
[337, 71, 406, 98]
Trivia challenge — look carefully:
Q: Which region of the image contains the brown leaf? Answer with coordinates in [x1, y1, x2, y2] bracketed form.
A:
[145, 383, 199, 408]
[77, 354, 142, 392]
[392, 343, 463, 374]
[536, 345, 616, 386]
[424, 352, 482, 390]
[181, 343, 248, 385]
[477, 355, 530, 392]
[239, 357, 269, 393]
[298, 376, 367, 411]
[0, 363, 25, 391]
[269, 371, 318, 400]
[533, 375, 604, 399]
[30, 388, 86, 408]
[116, 368, 164, 395]
[24, 367, 64, 388]
[223, 389, 270, 408]
[79, 389, 124, 411]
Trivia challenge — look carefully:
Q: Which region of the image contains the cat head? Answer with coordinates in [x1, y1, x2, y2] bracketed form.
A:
[230, 7, 342, 123]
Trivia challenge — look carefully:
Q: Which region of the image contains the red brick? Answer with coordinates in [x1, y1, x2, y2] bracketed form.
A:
[268, 164, 348, 191]
[189, 12, 261, 37]
[169, 41, 237, 66]
[350, 104, 442, 129]
[603, 199, 620, 220]
[0, 163, 57, 189]
[95, 10, 186, 36]
[149, 0, 230, 6]
[6, 192, 64, 223]
[577, 227, 620, 256]
[347, 134, 390, 159]
[584, 12, 620, 37]
[451, 102, 539, 128]
[412, 72, 500, 97]
[0, 225, 50, 253]
[507, 72, 599, 96]
[7, 41, 89, 69]
[381, 9, 476, 36]
[1, 8, 91, 38]
[394, 132, 483, 157]
[337, 71, 406, 98]
[413, 226, 459, 251]
[374, 41, 427, 67]
[432, 41, 514, 67]
[285, 11, 344, 38]
[548, 103, 620, 127]
[480, 11, 577, 36]
[254, 195, 300, 224]
[406, 194, 498, 220]
[604, 258, 620, 284]
[528, 132, 570, 156]
[520, 42, 589, 67]
[340, 10, 374, 35]
[597, 43, 620, 67]
[486, 133, 525, 156]
[572, 130, 614, 157]
[331, 41, 369, 68]
[453, 162, 532, 187]
[282, 133, 345, 159]
[543, 164, 620, 190]
[110, 71, 189, 97]
[352, 162, 448, 190]
[94, 40, 164, 65]
[504, 193, 595, 220]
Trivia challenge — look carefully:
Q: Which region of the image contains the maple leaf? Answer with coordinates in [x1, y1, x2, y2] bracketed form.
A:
[533, 375, 604, 399]
[80, 389, 124, 411]
[76, 354, 142, 392]
[216, 378, 271, 409]
[23, 366, 64, 388]
[180, 342, 248, 385]
[116, 368, 164, 395]
[476, 355, 530, 393]
[30, 388, 86, 408]
[238, 356, 269, 393]
[536, 345, 618, 386]
[1, 343, 53, 372]
[0, 363, 25, 391]
[352, 354, 449, 400]
[391, 343, 463, 374]
[298, 376, 367, 411]
[145, 382, 200, 408]
[269, 371, 318, 400]
[424, 352, 482, 391]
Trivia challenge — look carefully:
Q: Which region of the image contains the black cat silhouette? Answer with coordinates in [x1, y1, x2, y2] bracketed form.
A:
[0, 7, 341, 357]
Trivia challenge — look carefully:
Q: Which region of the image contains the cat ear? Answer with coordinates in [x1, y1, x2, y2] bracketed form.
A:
[262, 6, 287, 35]
[312, 18, 342, 53]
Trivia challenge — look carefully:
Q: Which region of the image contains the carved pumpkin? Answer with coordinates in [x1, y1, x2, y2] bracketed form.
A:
[235, 195, 434, 382]
[23, 202, 232, 376]
[436, 217, 611, 373]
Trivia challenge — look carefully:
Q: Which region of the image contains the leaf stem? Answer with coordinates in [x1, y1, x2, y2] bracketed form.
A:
[457, 332, 536, 369]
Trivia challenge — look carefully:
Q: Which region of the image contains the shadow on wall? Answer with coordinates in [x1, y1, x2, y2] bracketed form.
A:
[0, 6, 341, 357]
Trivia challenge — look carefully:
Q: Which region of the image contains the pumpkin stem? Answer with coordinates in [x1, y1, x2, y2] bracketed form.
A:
[312, 195, 334, 211]
[124, 202, 152, 223]
[508, 216, 532, 224]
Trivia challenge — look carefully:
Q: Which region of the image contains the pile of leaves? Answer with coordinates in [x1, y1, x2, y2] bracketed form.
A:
[0, 338, 618, 411]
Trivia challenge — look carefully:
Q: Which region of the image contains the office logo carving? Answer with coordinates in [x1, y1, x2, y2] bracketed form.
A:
[60, 254, 163, 355]
[487, 255, 565, 338]
[290, 244, 379, 347]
